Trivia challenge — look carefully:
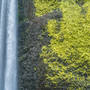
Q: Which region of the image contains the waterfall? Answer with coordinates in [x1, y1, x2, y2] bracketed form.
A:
[0, 0, 7, 89]
[0, 0, 18, 90]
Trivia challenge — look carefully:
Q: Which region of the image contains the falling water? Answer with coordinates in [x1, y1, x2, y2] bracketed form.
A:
[0, 0, 7, 89]
[0, 0, 18, 90]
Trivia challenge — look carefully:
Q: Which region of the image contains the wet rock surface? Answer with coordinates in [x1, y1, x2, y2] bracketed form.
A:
[18, 20, 50, 90]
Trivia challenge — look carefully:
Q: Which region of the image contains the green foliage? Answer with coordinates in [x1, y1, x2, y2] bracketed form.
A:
[34, 0, 61, 16]
[35, 0, 90, 88]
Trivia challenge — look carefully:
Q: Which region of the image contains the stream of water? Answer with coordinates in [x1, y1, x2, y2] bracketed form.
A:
[0, 0, 18, 90]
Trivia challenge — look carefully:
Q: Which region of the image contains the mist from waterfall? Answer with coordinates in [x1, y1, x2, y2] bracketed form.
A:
[0, 0, 18, 90]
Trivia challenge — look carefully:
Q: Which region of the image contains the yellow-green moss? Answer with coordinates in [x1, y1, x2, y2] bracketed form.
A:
[35, 0, 90, 88]
[34, 0, 61, 16]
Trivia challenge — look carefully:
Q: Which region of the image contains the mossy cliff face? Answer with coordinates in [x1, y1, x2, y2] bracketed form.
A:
[18, 0, 57, 90]
[18, 0, 90, 90]
[18, 1, 41, 90]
